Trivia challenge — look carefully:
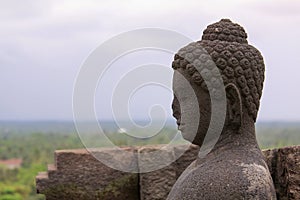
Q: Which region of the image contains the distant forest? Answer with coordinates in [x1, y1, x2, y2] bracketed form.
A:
[0, 121, 299, 200]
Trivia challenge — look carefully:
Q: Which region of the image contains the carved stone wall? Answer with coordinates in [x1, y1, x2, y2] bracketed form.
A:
[263, 146, 300, 199]
[36, 145, 299, 200]
[36, 148, 139, 200]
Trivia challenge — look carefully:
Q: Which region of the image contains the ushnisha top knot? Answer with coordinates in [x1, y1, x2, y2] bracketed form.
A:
[202, 19, 248, 44]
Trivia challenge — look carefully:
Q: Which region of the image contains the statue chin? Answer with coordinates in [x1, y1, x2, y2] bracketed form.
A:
[180, 130, 194, 143]
[179, 124, 202, 145]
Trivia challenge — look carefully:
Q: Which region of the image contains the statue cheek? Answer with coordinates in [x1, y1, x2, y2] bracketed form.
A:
[178, 102, 200, 142]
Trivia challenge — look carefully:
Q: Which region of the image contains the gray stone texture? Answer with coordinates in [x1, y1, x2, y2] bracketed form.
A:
[138, 146, 177, 200]
[36, 148, 139, 200]
[263, 145, 300, 200]
[36, 145, 299, 200]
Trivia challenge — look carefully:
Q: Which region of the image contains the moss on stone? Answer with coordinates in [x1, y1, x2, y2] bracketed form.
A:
[42, 183, 90, 200]
[97, 174, 139, 200]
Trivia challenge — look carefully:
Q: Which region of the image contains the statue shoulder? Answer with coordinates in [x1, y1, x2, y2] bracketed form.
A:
[168, 158, 276, 200]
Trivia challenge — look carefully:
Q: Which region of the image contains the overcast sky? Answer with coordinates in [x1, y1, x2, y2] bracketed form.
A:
[1, 0, 300, 121]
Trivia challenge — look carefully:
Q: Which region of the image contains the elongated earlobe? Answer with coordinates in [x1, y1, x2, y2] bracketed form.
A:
[225, 83, 242, 131]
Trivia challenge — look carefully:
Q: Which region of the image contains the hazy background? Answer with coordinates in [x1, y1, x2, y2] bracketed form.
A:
[1, 0, 300, 122]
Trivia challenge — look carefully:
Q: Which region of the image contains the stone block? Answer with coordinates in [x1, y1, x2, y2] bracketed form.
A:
[36, 145, 300, 200]
[174, 144, 199, 178]
[139, 145, 177, 200]
[263, 145, 300, 200]
[36, 148, 139, 200]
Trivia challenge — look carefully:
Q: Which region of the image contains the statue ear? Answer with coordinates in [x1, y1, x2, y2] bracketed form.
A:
[225, 83, 242, 130]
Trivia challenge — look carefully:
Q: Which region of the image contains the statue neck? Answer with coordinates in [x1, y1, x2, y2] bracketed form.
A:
[202, 120, 260, 159]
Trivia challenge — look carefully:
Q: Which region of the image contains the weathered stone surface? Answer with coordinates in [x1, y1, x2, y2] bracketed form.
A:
[173, 144, 199, 178]
[138, 146, 177, 200]
[36, 145, 300, 200]
[36, 148, 139, 200]
[263, 145, 300, 200]
[168, 19, 276, 200]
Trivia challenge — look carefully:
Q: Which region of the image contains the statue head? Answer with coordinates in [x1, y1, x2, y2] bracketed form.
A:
[172, 19, 265, 145]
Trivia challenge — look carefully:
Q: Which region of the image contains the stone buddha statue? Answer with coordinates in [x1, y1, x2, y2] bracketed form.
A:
[167, 19, 277, 199]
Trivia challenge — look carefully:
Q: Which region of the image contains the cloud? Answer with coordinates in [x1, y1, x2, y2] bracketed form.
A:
[247, 0, 300, 17]
[0, 0, 299, 120]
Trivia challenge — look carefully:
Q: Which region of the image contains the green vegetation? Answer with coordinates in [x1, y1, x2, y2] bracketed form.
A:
[0, 130, 83, 200]
[256, 122, 300, 149]
[0, 121, 299, 199]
